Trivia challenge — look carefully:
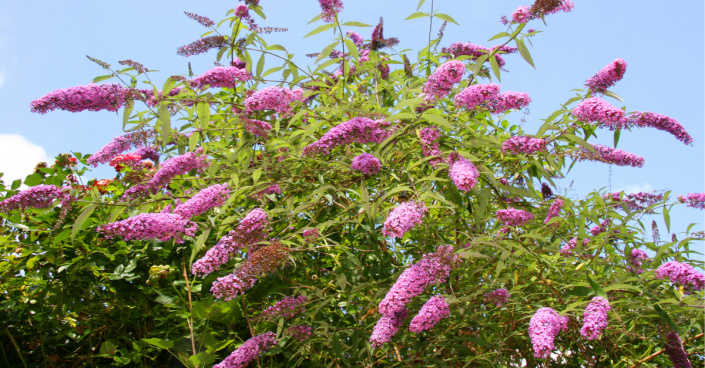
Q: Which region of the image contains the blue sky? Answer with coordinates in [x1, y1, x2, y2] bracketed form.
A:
[0, 0, 703, 240]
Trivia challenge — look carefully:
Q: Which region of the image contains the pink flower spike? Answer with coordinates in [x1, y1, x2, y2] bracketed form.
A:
[585, 59, 628, 94]
[382, 201, 428, 239]
[409, 295, 450, 333]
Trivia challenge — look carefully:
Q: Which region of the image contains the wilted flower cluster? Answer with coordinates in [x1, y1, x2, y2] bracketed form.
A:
[663, 331, 693, 368]
[678, 193, 705, 210]
[484, 288, 511, 307]
[447, 152, 479, 192]
[617, 111, 693, 145]
[626, 248, 650, 274]
[177, 35, 229, 57]
[0, 184, 67, 214]
[441, 42, 517, 67]
[585, 58, 627, 94]
[370, 308, 407, 349]
[190, 66, 251, 89]
[87, 130, 155, 167]
[496, 208, 534, 226]
[580, 296, 610, 340]
[529, 307, 569, 359]
[409, 295, 450, 333]
[259, 295, 307, 320]
[573, 144, 645, 168]
[655, 261, 705, 292]
[422, 60, 465, 101]
[382, 201, 428, 239]
[378, 245, 457, 316]
[213, 332, 277, 368]
[351, 153, 381, 175]
[210, 243, 289, 300]
[318, 0, 343, 23]
[544, 197, 564, 224]
[98, 213, 197, 243]
[244, 86, 303, 116]
[287, 325, 313, 342]
[191, 208, 269, 276]
[174, 184, 230, 219]
[604, 191, 663, 213]
[501, 136, 547, 155]
[302, 117, 391, 156]
[572, 97, 625, 126]
[30, 83, 135, 114]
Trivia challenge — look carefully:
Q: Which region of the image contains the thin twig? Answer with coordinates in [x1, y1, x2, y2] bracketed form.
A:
[182, 260, 198, 366]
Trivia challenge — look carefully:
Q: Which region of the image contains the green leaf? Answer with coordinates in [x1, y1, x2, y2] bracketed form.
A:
[472, 54, 489, 76]
[23, 173, 44, 187]
[190, 229, 211, 266]
[162, 77, 176, 96]
[405, 11, 429, 20]
[663, 207, 671, 233]
[489, 55, 501, 81]
[488, 32, 511, 42]
[434, 13, 459, 25]
[100, 340, 117, 355]
[341, 21, 372, 27]
[316, 41, 340, 64]
[586, 275, 608, 299]
[122, 100, 134, 130]
[267, 44, 287, 52]
[613, 129, 621, 147]
[304, 23, 335, 38]
[189, 352, 216, 365]
[142, 338, 174, 350]
[416, 0, 427, 11]
[252, 168, 262, 184]
[652, 304, 682, 335]
[92, 74, 114, 83]
[515, 38, 535, 68]
[256, 53, 265, 77]
[71, 204, 96, 243]
[158, 104, 171, 137]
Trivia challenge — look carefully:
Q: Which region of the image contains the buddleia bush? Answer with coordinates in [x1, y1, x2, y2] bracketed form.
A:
[1, 1, 703, 367]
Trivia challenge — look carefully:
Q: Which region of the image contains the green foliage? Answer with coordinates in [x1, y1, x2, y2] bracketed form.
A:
[0, 2, 703, 368]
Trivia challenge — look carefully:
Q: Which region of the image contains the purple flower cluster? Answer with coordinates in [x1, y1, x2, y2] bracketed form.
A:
[572, 97, 625, 126]
[242, 118, 272, 138]
[184, 11, 215, 27]
[302, 117, 391, 156]
[618, 111, 693, 145]
[454, 83, 500, 110]
[544, 198, 564, 224]
[561, 237, 589, 256]
[663, 331, 693, 368]
[251, 184, 281, 200]
[190, 66, 251, 89]
[580, 144, 645, 168]
[351, 153, 381, 175]
[585, 59, 628, 94]
[378, 245, 457, 316]
[346, 31, 363, 47]
[626, 248, 650, 274]
[318, 0, 343, 23]
[370, 308, 407, 349]
[213, 332, 277, 368]
[87, 130, 154, 167]
[441, 42, 517, 68]
[235, 4, 257, 29]
[447, 152, 479, 192]
[287, 325, 313, 342]
[512, 6, 532, 23]
[259, 295, 307, 320]
[678, 193, 705, 210]
[484, 288, 511, 307]
[177, 35, 229, 57]
[382, 201, 428, 239]
[529, 307, 569, 359]
[496, 208, 534, 227]
[191, 208, 269, 276]
[303, 228, 319, 242]
[501, 136, 547, 155]
[133, 146, 160, 163]
[580, 296, 610, 340]
[486, 91, 531, 114]
[419, 127, 443, 166]
[98, 213, 197, 243]
[174, 184, 230, 219]
[655, 261, 705, 292]
[419, 127, 441, 145]
[244, 87, 303, 117]
[590, 219, 611, 236]
[409, 295, 450, 333]
[146, 149, 210, 190]
[422, 60, 465, 101]
[30, 83, 134, 114]
[605, 191, 663, 213]
[0, 184, 67, 214]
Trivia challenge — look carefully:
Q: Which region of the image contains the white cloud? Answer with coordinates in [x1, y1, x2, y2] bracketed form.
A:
[615, 182, 654, 194]
[0, 134, 51, 185]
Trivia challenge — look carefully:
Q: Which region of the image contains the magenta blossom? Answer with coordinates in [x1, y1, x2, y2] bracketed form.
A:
[572, 97, 624, 126]
[512, 6, 532, 23]
[544, 198, 564, 224]
[302, 117, 391, 156]
[655, 261, 705, 292]
[585, 59, 628, 94]
[190, 66, 251, 89]
[447, 152, 479, 192]
[213, 332, 277, 368]
[580, 296, 610, 340]
[496, 208, 534, 227]
[663, 331, 693, 368]
[484, 288, 511, 307]
[422, 60, 465, 101]
[370, 308, 407, 349]
[678, 193, 705, 210]
[318, 0, 343, 23]
[617, 111, 693, 145]
[501, 136, 547, 155]
[259, 295, 307, 320]
[98, 213, 197, 243]
[31, 83, 134, 114]
[244, 86, 303, 117]
[0, 185, 68, 214]
[454, 83, 500, 110]
[382, 201, 428, 239]
[409, 295, 450, 333]
[487, 91, 531, 114]
[529, 307, 569, 359]
[174, 184, 230, 219]
[351, 153, 382, 175]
